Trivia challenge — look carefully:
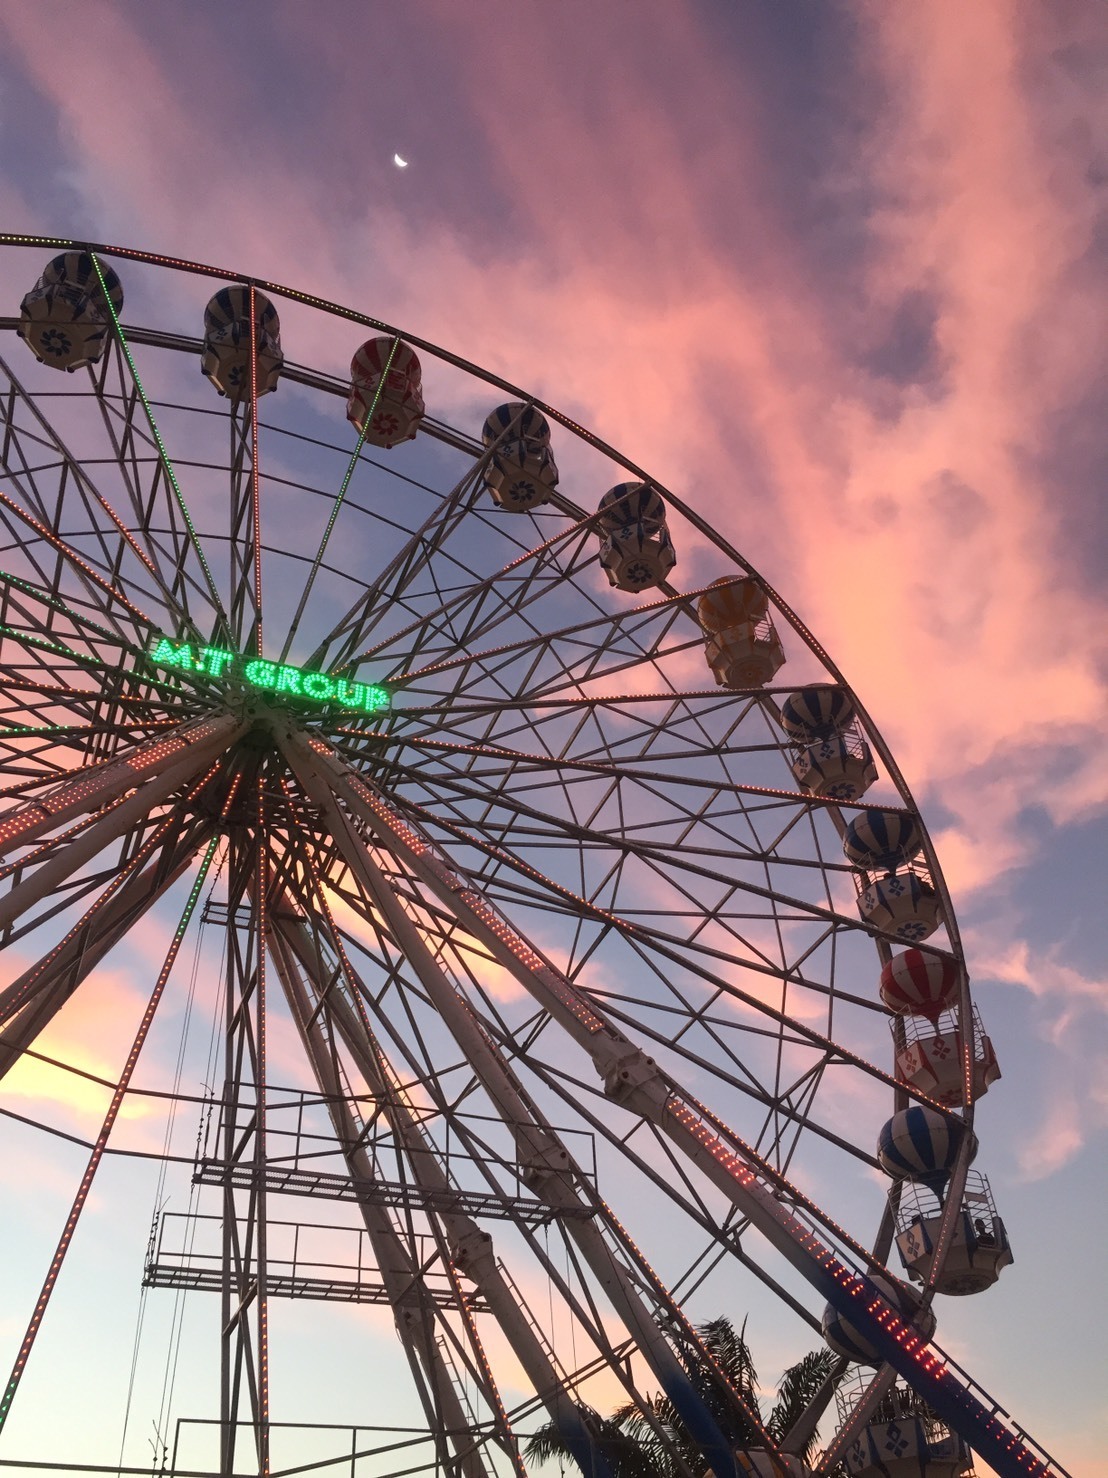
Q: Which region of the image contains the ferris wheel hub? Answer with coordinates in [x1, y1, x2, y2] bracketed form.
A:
[240, 719, 278, 750]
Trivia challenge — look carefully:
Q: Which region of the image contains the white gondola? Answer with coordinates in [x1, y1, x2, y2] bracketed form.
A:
[347, 336, 424, 447]
[481, 401, 559, 511]
[858, 869, 943, 942]
[201, 285, 284, 400]
[791, 735, 877, 800]
[894, 1005, 1001, 1106]
[697, 577, 785, 688]
[596, 482, 675, 592]
[894, 1174, 1013, 1295]
[837, 1374, 973, 1477]
[18, 251, 123, 371]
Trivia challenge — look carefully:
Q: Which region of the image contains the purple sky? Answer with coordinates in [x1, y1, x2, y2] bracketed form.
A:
[0, 2, 1105, 1474]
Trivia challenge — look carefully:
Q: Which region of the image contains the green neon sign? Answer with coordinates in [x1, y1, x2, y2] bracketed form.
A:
[148, 639, 389, 715]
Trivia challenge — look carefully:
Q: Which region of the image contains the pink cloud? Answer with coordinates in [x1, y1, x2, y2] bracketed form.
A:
[974, 935, 1107, 1014]
[2, 965, 159, 1128]
[1015, 1089, 1085, 1181]
[326, 0, 1108, 914]
[795, 1, 1108, 855]
[0, 0, 1101, 1080]
[968, 930, 1108, 1182]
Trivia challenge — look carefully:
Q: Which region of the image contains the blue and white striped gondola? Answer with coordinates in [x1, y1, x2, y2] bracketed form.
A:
[822, 1272, 937, 1367]
[597, 482, 668, 531]
[842, 1387, 972, 1478]
[480, 401, 559, 512]
[41, 252, 124, 314]
[780, 687, 855, 741]
[203, 285, 281, 337]
[201, 285, 284, 400]
[843, 809, 923, 873]
[877, 1106, 976, 1197]
[482, 401, 552, 446]
[18, 252, 124, 372]
[596, 481, 676, 592]
[782, 686, 877, 798]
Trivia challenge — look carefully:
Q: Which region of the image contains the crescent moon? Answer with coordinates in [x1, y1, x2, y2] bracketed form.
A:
[393, 153, 409, 169]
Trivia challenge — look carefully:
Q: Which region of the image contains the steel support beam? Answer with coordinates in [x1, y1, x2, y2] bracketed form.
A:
[0, 713, 241, 861]
[278, 724, 1068, 1478]
[269, 898, 622, 1478]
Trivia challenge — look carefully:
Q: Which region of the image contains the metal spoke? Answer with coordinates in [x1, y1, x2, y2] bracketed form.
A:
[90, 254, 232, 640]
[0, 838, 218, 1435]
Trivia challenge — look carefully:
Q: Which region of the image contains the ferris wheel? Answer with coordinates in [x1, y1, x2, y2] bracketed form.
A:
[0, 237, 1070, 1478]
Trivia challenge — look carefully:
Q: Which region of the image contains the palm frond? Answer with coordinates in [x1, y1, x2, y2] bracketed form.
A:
[697, 1316, 759, 1400]
[610, 1394, 685, 1474]
[523, 1407, 593, 1467]
[524, 1405, 670, 1478]
[766, 1347, 840, 1461]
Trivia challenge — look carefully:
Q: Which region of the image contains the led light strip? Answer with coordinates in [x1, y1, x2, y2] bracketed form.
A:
[147, 639, 388, 714]
[0, 488, 155, 640]
[248, 284, 264, 658]
[279, 337, 400, 665]
[90, 253, 231, 637]
[0, 760, 223, 1030]
[252, 771, 272, 1475]
[0, 838, 219, 1435]
[0, 568, 153, 657]
[0, 714, 236, 857]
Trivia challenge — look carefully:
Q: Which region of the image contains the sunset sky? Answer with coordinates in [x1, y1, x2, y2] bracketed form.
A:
[0, 2, 1104, 1475]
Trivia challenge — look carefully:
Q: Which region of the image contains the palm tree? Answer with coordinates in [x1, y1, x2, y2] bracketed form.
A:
[523, 1318, 837, 1478]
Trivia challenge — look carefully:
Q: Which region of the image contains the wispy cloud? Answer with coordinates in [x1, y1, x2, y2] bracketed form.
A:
[970, 928, 1108, 1179]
